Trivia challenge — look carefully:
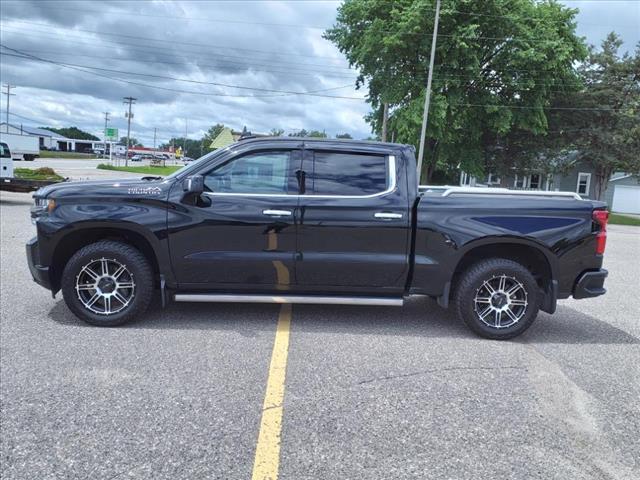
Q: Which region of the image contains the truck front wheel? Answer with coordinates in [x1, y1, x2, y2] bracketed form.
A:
[454, 258, 540, 340]
[61, 241, 154, 326]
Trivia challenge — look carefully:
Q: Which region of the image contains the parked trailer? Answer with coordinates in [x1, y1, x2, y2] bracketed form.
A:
[0, 132, 40, 161]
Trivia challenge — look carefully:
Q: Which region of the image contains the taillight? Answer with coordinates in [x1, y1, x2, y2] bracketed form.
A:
[593, 210, 609, 255]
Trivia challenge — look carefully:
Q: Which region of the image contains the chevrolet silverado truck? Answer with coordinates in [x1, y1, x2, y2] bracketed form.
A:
[27, 138, 609, 339]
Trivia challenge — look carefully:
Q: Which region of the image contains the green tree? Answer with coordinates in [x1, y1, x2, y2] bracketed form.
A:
[119, 136, 143, 147]
[42, 126, 99, 141]
[160, 138, 203, 158]
[201, 123, 225, 153]
[545, 34, 640, 200]
[270, 128, 285, 136]
[288, 129, 309, 137]
[336, 133, 353, 139]
[325, 0, 587, 182]
[288, 129, 328, 138]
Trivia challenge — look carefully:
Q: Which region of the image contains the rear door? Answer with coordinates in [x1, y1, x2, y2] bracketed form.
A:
[295, 146, 411, 292]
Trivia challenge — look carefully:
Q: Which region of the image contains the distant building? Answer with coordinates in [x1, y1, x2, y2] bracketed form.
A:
[0, 123, 103, 153]
[458, 154, 640, 214]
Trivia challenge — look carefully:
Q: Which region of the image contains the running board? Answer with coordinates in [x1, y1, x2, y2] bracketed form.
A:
[173, 293, 404, 306]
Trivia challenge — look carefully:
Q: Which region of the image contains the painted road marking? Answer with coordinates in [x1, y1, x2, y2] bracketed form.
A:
[252, 304, 292, 480]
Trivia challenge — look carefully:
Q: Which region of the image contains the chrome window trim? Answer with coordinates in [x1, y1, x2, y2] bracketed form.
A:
[203, 155, 396, 199]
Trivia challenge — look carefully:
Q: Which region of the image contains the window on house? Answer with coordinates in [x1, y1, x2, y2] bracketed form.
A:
[487, 174, 501, 185]
[529, 174, 541, 190]
[514, 175, 526, 189]
[460, 172, 472, 186]
[577, 172, 591, 196]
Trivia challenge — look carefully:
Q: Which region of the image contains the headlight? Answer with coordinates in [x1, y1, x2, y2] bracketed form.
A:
[31, 197, 56, 223]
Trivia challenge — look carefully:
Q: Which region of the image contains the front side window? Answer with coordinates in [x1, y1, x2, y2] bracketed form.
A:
[204, 151, 294, 194]
[309, 152, 388, 196]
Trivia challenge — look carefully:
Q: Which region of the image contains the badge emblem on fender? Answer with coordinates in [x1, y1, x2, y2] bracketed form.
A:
[127, 186, 162, 195]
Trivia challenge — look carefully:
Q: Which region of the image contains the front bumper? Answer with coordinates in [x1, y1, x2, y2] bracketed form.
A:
[573, 269, 608, 299]
[26, 236, 52, 290]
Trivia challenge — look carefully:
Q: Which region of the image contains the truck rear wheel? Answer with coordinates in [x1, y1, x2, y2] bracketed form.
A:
[61, 241, 154, 326]
[454, 258, 540, 340]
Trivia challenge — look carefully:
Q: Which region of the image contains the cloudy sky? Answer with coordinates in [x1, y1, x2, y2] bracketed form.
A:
[0, 0, 638, 146]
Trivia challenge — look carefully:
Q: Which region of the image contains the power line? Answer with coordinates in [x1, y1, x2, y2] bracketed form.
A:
[0, 25, 356, 74]
[3, 25, 611, 84]
[0, 50, 354, 95]
[3, 19, 350, 61]
[0, 47, 368, 100]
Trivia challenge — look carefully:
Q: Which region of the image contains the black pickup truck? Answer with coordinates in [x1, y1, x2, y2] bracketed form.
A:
[27, 138, 609, 339]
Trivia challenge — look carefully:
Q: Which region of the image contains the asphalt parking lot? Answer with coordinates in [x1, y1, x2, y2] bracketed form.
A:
[1, 189, 639, 480]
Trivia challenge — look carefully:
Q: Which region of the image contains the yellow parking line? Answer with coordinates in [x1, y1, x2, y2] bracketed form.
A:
[252, 304, 292, 480]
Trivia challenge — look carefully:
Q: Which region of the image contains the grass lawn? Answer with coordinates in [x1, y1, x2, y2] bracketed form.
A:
[39, 150, 96, 159]
[609, 213, 640, 226]
[97, 163, 182, 176]
[14, 167, 65, 181]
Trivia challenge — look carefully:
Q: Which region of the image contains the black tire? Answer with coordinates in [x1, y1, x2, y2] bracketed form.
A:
[61, 240, 154, 326]
[454, 258, 540, 340]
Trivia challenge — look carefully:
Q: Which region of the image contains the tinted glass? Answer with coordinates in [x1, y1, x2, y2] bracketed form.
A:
[0, 143, 9, 158]
[311, 152, 387, 195]
[204, 151, 293, 194]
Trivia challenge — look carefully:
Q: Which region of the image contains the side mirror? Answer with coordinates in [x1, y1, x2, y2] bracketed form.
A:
[183, 175, 204, 195]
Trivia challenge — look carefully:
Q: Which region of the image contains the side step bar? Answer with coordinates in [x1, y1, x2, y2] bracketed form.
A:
[173, 293, 404, 306]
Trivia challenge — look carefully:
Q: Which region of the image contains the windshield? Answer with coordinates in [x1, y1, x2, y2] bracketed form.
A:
[165, 147, 230, 180]
[0, 143, 10, 158]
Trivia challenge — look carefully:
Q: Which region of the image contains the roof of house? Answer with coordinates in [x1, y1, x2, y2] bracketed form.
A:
[209, 127, 236, 149]
[610, 173, 638, 182]
[0, 123, 72, 140]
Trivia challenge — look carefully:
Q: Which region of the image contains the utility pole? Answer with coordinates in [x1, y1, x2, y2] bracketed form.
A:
[123, 96, 137, 166]
[381, 102, 389, 142]
[103, 111, 110, 159]
[416, 0, 441, 183]
[3, 84, 16, 133]
[183, 118, 188, 157]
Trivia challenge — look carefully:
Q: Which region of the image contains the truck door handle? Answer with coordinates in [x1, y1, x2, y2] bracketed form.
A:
[374, 212, 403, 219]
[263, 209, 292, 216]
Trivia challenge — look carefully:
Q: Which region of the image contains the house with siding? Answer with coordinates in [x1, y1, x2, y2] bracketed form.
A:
[459, 156, 639, 214]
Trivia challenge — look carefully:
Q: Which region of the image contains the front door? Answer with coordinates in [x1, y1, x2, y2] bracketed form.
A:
[295, 147, 411, 292]
[167, 148, 301, 290]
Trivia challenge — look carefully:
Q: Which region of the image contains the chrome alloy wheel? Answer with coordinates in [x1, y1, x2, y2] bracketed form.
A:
[75, 258, 136, 315]
[473, 274, 528, 329]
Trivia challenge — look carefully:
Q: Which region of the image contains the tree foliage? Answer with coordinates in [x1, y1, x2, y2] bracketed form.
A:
[160, 137, 205, 158]
[545, 34, 640, 199]
[288, 129, 328, 138]
[119, 136, 143, 147]
[43, 126, 100, 141]
[336, 132, 353, 139]
[325, 0, 587, 181]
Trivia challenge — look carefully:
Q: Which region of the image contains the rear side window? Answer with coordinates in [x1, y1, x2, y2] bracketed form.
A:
[309, 152, 387, 196]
